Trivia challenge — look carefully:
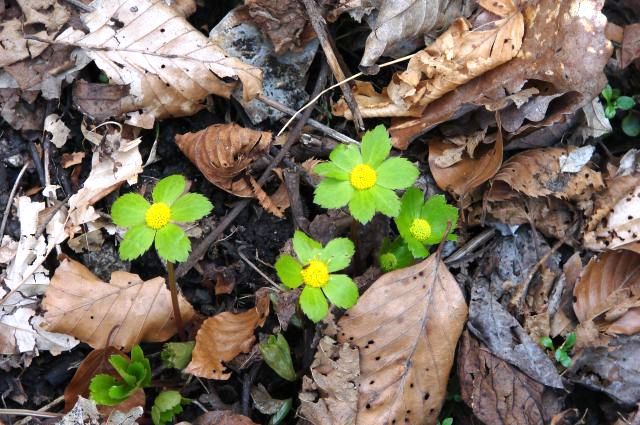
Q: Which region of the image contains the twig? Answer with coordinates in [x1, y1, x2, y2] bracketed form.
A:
[283, 169, 307, 231]
[256, 94, 359, 145]
[444, 228, 496, 264]
[175, 63, 330, 279]
[0, 162, 30, 241]
[237, 246, 280, 289]
[0, 409, 62, 418]
[28, 142, 46, 188]
[301, 0, 364, 130]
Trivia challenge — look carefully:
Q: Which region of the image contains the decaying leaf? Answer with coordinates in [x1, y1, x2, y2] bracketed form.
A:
[0, 19, 49, 67]
[56, 397, 143, 425]
[335, 0, 524, 118]
[458, 331, 562, 425]
[337, 255, 467, 425]
[249, 176, 290, 219]
[573, 251, 640, 335]
[299, 336, 359, 425]
[72, 80, 131, 122]
[44, 114, 70, 148]
[245, 0, 309, 53]
[54, 0, 262, 128]
[185, 289, 269, 379]
[388, 0, 612, 149]
[176, 123, 272, 198]
[42, 258, 196, 351]
[192, 411, 259, 425]
[621, 23, 640, 69]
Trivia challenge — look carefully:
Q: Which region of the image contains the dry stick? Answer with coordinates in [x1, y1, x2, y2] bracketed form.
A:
[0, 162, 30, 241]
[166, 261, 185, 340]
[0, 409, 62, 418]
[301, 0, 364, 131]
[175, 63, 330, 279]
[516, 236, 567, 310]
[256, 94, 358, 145]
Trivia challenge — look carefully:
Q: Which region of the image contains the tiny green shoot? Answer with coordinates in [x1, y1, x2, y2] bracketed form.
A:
[89, 345, 151, 406]
[275, 231, 358, 322]
[259, 333, 297, 381]
[601, 84, 636, 119]
[540, 332, 576, 368]
[378, 237, 414, 272]
[622, 112, 640, 137]
[161, 341, 195, 370]
[395, 188, 459, 259]
[151, 390, 190, 425]
[313, 125, 419, 223]
[438, 419, 454, 425]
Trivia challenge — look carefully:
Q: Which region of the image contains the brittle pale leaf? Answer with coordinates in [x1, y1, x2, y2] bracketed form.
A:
[42, 258, 196, 351]
[338, 255, 467, 425]
[185, 289, 270, 379]
[54, 0, 262, 127]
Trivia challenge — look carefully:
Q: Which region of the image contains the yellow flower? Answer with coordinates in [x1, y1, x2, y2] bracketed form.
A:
[349, 164, 377, 190]
[301, 260, 330, 288]
[409, 218, 432, 242]
[145, 202, 171, 230]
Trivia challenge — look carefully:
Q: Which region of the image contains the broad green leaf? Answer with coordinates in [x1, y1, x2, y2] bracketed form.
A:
[395, 187, 424, 242]
[161, 341, 195, 370]
[155, 223, 190, 263]
[605, 104, 616, 119]
[601, 84, 612, 101]
[329, 144, 362, 171]
[361, 125, 391, 167]
[622, 113, 640, 137]
[152, 175, 185, 206]
[292, 231, 322, 264]
[369, 185, 401, 218]
[612, 88, 622, 99]
[539, 336, 554, 350]
[130, 344, 144, 363]
[111, 193, 149, 228]
[615, 96, 636, 110]
[561, 332, 576, 351]
[108, 384, 133, 401]
[318, 238, 354, 272]
[375, 157, 419, 189]
[170, 193, 213, 222]
[152, 391, 186, 425]
[299, 286, 328, 322]
[348, 188, 375, 224]
[275, 255, 303, 288]
[89, 374, 123, 406]
[421, 195, 458, 245]
[259, 334, 297, 381]
[555, 350, 571, 368]
[109, 355, 136, 386]
[313, 178, 353, 209]
[119, 225, 155, 260]
[406, 237, 429, 259]
[314, 162, 349, 180]
[323, 274, 358, 309]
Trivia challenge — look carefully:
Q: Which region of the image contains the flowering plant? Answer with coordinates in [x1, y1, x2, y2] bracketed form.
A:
[394, 188, 459, 259]
[111, 175, 213, 262]
[378, 237, 414, 272]
[313, 125, 419, 223]
[275, 231, 357, 322]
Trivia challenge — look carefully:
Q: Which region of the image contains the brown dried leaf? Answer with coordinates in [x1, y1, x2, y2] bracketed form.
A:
[0, 19, 49, 67]
[299, 336, 359, 425]
[175, 124, 272, 198]
[54, 0, 262, 128]
[335, 0, 524, 118]
[72, 80, 131, 122]
[185, 289, 270, 379]
[42, 258, 196, 351]
[192, 411, 259, 425]
[621, 23, 640, 69]
[487, 147, 604, 203]
[388, 0, 612, 149]
[458, 331, 562, 425]
[249, 176, 290, 219]
[246, 0, 309, 53]
[429, 128, 502, 197]
[573, 251, 640, 335]
[337, 255, 467, 425]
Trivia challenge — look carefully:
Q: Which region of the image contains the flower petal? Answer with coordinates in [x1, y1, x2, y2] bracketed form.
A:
[348, 189, 375, 224]
[370, 185, 401, 217]
[292, 230, 322, 264]
[376, 157, 419, 189]
[318, 238, 354, 272]
[118, 225, 155, 260]
[361, 124, 391, 167]
[299, 286, 328, 323]
[111, 193, 150, 228]
[323, 274, 358, 309]
[314, 178, 353, 209]
[314, 162, 349, 180]
[152, 175, 186, 206]
[170, 193, 213, 222]
[275, 255, 303, 288]
[155, 223, 191, 263]
[329, 144, 362, 172]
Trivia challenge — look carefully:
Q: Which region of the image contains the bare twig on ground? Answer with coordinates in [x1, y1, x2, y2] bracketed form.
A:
[0, 162, 30, 241]
[283, 169, 307, 232]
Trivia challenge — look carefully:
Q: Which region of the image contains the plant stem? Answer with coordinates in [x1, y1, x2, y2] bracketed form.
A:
[167, 262, 185, 340]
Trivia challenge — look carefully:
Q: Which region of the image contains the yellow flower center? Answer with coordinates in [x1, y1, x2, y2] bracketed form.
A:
[350, 164, 377, 190]
[145, 202, 171, 230]
[410, 218, 432, 242]
[301, 260, 330, 288]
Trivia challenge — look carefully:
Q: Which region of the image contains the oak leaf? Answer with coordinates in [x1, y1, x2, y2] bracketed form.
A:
[54, 0, 262, 128]
[573, 251, 640, 335]
[185, 289, 270, 379]
[337, 255, 467, 425]
[42, 258, 196, 351]
[175, 123, 272, 198]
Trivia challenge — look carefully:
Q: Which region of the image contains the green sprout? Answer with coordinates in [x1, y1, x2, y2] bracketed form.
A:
[394, 188, 459, 259]
[540, 332, 576, 368]
[378, 237, 414, 272]
[601, 84, 636, 119]
[161, 341, 195, 370]
[111, 174, 213, 262]
[622, 112, 640, 137]
[151, 390, 191, 425]
[313, 125, 419, 223]
[438, 418, 454, 425]
[275, 231, 358, 322]
[259, 333, 297, 381]
[89, 345, 151, 406]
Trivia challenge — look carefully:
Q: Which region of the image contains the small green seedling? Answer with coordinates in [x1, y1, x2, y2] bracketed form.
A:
[275, 231, 358, 322]
[151, 390, 190, 425]
[89, 345, 151, 406]
[161, 341, 195, 370]
[111, 174, 213, 262]
[622, 112, 640, 137]
[259, 333, 297, 381]
[395, 188, 459, 259]
[378, 237, 414, 272]
[540, 332, 576, 368]
[269, 398, 293, 425]
[438, 418, 454, 425]
[601, 84, 636, 119]
[313, 125, 419, 223]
